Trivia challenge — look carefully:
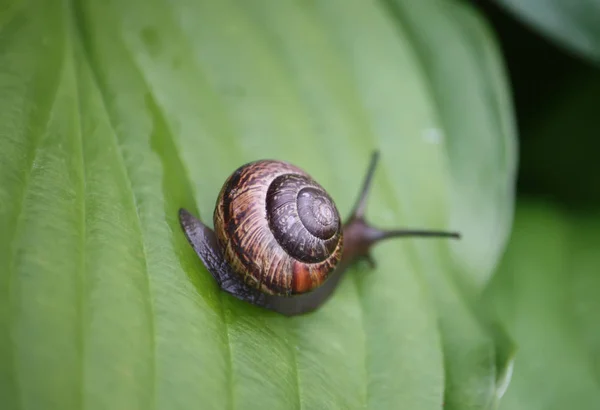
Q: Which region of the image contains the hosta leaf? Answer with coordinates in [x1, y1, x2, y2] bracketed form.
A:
[0, 0, 516, 409]
[494, 0, 600, 64]
[485, 203, 600, 410]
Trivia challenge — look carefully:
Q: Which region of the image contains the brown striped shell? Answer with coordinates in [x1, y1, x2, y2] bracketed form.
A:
[213, 160, 343, 296]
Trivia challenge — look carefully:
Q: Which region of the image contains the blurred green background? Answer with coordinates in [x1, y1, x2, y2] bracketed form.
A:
[477, 0, 600, 208]
[474, 1, 600, 409]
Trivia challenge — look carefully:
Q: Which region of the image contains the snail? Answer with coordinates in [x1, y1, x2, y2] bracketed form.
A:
[179, 151, 460, 316]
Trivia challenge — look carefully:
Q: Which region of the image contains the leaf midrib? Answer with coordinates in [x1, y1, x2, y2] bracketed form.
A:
[97, 4, 239, 407]
[67, 1, 158, 407]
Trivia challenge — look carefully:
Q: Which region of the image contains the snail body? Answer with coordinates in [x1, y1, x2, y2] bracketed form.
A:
[179, 152, 460, 316]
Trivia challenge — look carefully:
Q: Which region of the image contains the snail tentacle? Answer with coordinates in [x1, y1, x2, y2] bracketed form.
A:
[341, 151, 461, 269]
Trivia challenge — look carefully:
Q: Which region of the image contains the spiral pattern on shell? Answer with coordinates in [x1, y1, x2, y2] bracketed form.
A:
[213, 160, 343, 295]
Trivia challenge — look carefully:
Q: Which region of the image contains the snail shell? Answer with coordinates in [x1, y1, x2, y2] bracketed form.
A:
[213, 160, 343, 296]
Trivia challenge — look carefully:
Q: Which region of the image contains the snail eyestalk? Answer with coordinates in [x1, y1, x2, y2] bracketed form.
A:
[342, 151, 461, 267]
[348, 150, 380, 220]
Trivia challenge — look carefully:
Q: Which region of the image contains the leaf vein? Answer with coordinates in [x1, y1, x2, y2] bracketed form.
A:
[290, 330, 302, 410]
[6, 41, 66, 410]
[69, 43, 87, 410]
[70, 9, 158, 409]
[113, 8, 237, 409]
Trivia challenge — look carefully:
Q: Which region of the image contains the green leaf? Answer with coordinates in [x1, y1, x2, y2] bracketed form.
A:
[0, 1, 516, 409]
[485, 203, 600, 410]
[493, 0, 600, 64]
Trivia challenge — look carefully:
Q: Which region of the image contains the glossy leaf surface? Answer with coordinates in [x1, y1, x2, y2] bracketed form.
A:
[0, 1, 516, 409]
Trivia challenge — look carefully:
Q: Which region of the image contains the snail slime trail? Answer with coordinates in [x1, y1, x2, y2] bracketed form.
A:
[179, 151, 461, 316]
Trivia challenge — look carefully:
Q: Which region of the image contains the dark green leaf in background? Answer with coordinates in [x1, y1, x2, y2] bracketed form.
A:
[0, 1, 516, 409]
[485, 203, 600, 410]
[475, 2, 600, 409]
[494, 0, 600, 64]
